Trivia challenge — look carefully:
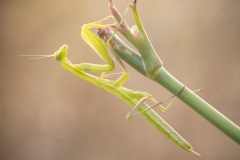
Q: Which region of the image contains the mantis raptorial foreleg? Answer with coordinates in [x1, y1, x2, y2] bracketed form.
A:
[75, 18, 115, 73]
[78, 16, 130, 84]
[78, 20, 133, 86]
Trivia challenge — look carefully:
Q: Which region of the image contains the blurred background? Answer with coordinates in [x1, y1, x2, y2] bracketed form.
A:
[0, 0, 239, 159]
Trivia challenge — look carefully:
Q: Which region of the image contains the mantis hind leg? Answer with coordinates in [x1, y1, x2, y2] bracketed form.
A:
[126, 86, 186, 119]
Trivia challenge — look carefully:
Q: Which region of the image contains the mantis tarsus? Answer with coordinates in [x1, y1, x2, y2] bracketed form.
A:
[21, 18, 200, 155]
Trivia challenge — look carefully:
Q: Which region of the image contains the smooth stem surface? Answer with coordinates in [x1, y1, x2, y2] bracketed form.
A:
[155, 67, 240, 144]
[108, 0, 240, 144]
[108, 30, 240, 144]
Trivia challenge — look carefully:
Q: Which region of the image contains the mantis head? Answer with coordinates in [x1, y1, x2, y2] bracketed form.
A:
[19, 44, 68, 61]
[54, 44, 68, 62]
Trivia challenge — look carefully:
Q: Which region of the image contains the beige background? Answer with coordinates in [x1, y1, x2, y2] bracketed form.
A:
[1, 0, 239, 159]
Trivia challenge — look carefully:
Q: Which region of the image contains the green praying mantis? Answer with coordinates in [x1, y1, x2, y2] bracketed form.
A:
[20, 0, 240, 155]
[21, 15, 200, 155]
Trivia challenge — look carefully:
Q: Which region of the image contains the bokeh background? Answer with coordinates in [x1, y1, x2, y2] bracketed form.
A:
[1, 0, 239, 159]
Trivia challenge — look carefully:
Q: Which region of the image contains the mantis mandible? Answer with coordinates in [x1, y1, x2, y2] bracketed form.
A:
[21, 18, 200, 155]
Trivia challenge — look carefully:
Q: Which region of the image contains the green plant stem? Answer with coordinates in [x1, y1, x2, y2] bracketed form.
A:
[107, 0, 240, 144]
[155, 67, 240, 144]
[107, 29, 240, 144]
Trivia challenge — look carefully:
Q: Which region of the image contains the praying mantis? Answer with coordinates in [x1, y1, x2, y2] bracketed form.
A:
[21, 17, 200, 155]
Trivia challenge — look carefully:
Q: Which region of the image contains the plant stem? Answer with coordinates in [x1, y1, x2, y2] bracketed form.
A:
[155, 67, 240, 144]
[107, 0, 240, 144]
[104, 28, 240, 144]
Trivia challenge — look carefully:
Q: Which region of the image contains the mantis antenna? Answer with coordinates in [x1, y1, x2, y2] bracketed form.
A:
[18, 54, 54, 60]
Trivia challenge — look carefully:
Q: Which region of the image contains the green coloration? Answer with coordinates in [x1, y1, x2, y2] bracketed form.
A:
[52, 44, 199, 155]
[109, 0, 162, 78]
[77, 22, 115, 72]
[22, 0, 239, 155]
[105, 0, 240, 144]
[98, 27, 146, 76]
[22, 20, 200, 155]
[155, 68, 240, 144]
